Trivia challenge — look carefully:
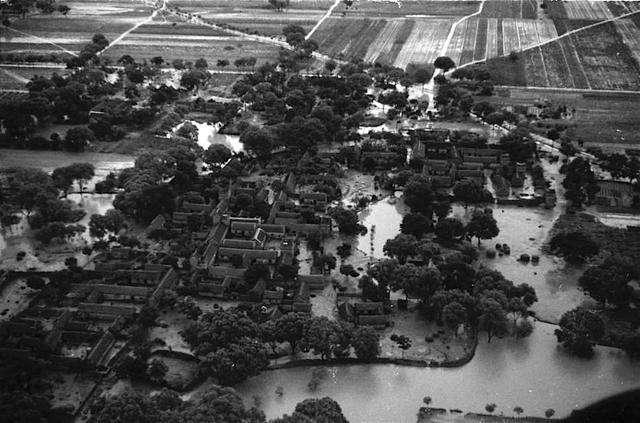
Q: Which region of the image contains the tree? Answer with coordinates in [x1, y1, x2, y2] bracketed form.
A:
[466, 208, 499, 245]
[403, 175, 435, 214]
[554, 307, 605, 358]
[199, 338, 269, 385]
[194, 58, 208, 69]
[477, 298, 508, 342]
[269, 0, 291, 12]
[442, 301, 467, 332]
[561, 157, 599, 207]
[336, 242, 352, 261]
[182, 309, 261, 355]
[275, 312, 310, 353]
[180, 69, 207, 90]
[383, 233, 417, 264]
[204, 144, 232, 167]
[291, 397, 349, 423]
[434, 56, 456, 71]
[390, 334, 411, 358]
[244, 262, 271, 286]
[63, 127, 95, 152]
[176, 297, 203, 320]
[300, 316, 346, 360]
[434, 217, 465, 244]
[89, 209, 126, 238]
[240, 127, 274, 159]
[395, 264, 443, 302]
[499, 128, 536, 163]
[351, 327, 380, 361]
[400, 212, 433, 238]
[307, 230, 323, 252]
[452, 180, 493, 207]
[548, 231, 599, 264]
[58, 4, 70, 15]
[330, 207, 364, 235]
[579, 263, 633, 309]
[146, 359, 168, 383]
[26, 276, 46, 290]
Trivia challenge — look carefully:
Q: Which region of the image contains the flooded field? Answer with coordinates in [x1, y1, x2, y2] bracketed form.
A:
[0, 149, 134, 190]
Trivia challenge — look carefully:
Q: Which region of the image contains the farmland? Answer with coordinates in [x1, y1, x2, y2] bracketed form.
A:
[166, 0, 329, 35]
[480, 0, 537, 19]
[311, 17, 388, 60]
[1, 0, 153, 54]
[475, 20, 640, 91]
[393, 18, 453, 68]
[332, 0, 481, 17]
[480, 86, 640, 147]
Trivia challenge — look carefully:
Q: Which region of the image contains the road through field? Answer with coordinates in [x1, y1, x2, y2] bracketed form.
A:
[99, 0, 168, 55]
[305, 0, 342, 40]
[455, 8, 640, 72]
[0, 25, 79, 57]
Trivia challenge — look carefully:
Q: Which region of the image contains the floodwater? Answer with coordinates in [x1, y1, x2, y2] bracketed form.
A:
[172, 121, 243, 152]
[239, 157, 640, 420]
[0, 149, 134, 190]
[236, 322, 640, 421]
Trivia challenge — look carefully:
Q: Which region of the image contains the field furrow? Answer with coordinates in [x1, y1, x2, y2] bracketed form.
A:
[460, 17, 479, 65]
[486, 18, 499, 58]
[393, 18, 453, 69]
[564, 1, 614, 20]
[474, 17, 488, 61]
[363, 19, 403, 64]
[502, 19, 520, 53]
[614, 18, 640, 65]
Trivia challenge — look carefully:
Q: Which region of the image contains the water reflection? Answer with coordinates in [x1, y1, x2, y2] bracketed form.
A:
[236, 323, 640, 421]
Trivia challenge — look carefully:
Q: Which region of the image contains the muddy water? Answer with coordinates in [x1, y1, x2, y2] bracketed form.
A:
[172, 121, 243, 152]
[239, 157, 640, 420]
[237, 321, 640, 421]
[0, 149, 134, 190]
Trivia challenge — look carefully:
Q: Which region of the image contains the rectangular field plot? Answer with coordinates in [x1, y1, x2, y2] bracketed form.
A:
[167, 0, 327, 36]
[363, 19, 408, 64]
[444, 18, 480, 66]
[614, 18, 640, 64]
[393, 18, 453, 68]
[501, 19, 558, 53]
[569, 22, 640, 90]
[312, 17, 388, 61]
[102, 34, 281, 69]
[0, 65, 70, 91]
[480, 0, 538, 19]
[1, 1, 153, 55]
[564, 1, 614, 20]
[332, 0, 482, 17]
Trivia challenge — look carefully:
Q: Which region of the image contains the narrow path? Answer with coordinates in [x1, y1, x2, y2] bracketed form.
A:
[0, 25, 78, 57]
[305, 0, 342, 40]
[1, 68, 29, 84]
[164, 6, 344, 65]
[439, 0, 485, 57]
[0, 62, 66, 69]
[456, 8, 640, 72]
[99, 0, 167, 55]
[420, 1, 486, 109]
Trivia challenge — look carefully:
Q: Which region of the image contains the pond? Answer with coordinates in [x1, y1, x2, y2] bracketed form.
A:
[236, 322, 640, 421]
[173, 121, 243, 153]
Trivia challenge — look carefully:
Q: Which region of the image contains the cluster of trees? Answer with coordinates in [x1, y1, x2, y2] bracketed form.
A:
[89, 385, 349, 423]
[367, 252, 537, 342]
[181, 307, 381, 385]
[548, 231, 599, 264]
[1, 0, 69, 22]
[112, 145, 203, 223]
[561, 157, 600, 207]
[0, 166, 91, 242]
[0, 355, 74, 423]
[66, 33, 109, 68]
[594, 150, 640, 184]
[232, 54, 372, 158]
